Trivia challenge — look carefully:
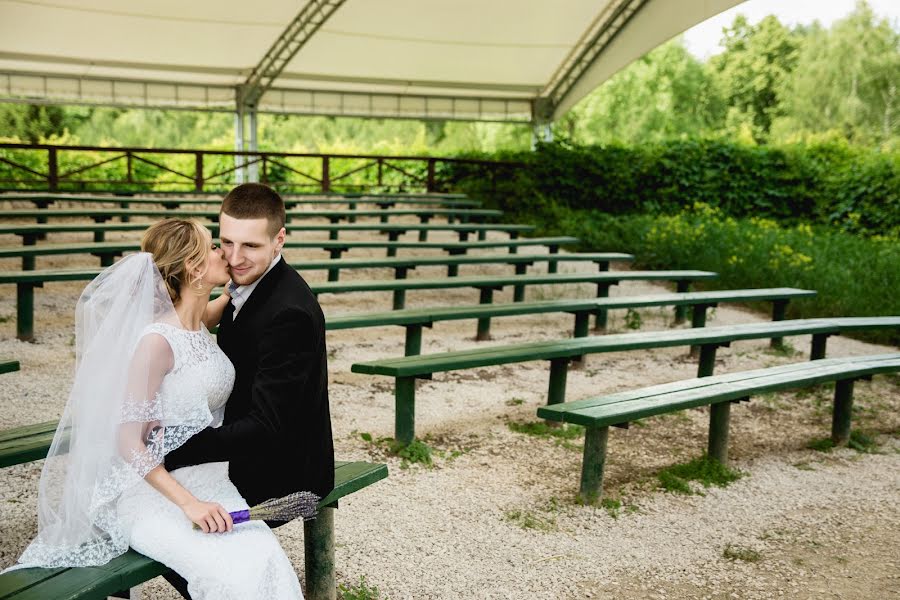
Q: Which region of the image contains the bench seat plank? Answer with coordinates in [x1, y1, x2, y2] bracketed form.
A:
[0, 208, 501, 220]
[352, 317, 900, 377]
[539, 354, 900, 427]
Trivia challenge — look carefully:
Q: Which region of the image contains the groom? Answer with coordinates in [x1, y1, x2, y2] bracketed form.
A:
[164, 183, 335, 595]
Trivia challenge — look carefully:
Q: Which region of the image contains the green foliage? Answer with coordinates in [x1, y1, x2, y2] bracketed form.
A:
[624, 308, 643, 330]
[809, 430, 879, 453]
[507, 420, 584, 440]
[338, 576, 383, 600]
[391, 440, 433, 469]
[656, 456, 744, 495]
[503, 507, 557, 532]
[447, 139, 900, 236]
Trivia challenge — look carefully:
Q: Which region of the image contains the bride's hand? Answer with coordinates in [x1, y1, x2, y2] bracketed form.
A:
[182, 498, 234, 533]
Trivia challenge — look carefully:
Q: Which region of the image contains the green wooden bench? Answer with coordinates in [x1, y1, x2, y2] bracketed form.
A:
[0, 267, 710, 341]
[0, 460, 387, 600]
[0, 206, 499, 225]
[311, 269, 717, 311]
[1, 192, 480, 210]
[350, 317, 900, 444]
[537, 353, 900, 503]
[0, 221, 533, 247]
[0, 359, 20, 375]
[328, 288, 817, 354]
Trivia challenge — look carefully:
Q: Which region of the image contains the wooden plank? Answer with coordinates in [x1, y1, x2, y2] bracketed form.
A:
[548, 354, 900, 428]
[351, 317, 900, 377]
[313, 270, 717, 295]
[327, 288, 816, 330]
[0, 208, 501, 220]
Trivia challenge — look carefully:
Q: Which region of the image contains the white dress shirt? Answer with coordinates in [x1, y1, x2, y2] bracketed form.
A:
[228, 254, 281, 320]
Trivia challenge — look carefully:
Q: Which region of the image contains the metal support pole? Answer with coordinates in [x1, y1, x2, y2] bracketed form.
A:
[234, 110, 245, 184]
[579, 425, 609, 504]
[831, 379, 854, 445]
[770, 299, 788, 348]
[248, 110, 259, 183]
[304, 507, 336, 600]
[475, 288, 494, 341]
[395, 377, 416, 445]
[707, 402, 731, 464]
[547, 358, 569, 405]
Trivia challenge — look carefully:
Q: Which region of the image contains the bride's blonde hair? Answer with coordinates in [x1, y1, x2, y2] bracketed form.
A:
[141, 218, 211, 303]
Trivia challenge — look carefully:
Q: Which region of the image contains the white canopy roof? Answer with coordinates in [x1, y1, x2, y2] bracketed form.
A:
[0, 0, 742, 123]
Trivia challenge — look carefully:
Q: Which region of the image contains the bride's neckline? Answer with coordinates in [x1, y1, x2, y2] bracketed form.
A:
[157, 320, 204, 334]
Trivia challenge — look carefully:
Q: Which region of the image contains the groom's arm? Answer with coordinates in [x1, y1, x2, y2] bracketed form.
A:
[165, 307, 315, 468]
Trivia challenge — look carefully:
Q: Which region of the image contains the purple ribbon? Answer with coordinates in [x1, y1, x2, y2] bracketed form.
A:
[230, 509, 251, 525]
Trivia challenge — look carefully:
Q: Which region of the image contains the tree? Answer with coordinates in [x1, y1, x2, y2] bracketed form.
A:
[0, 104, 70, 142]
[776, 1, 900, 145]
[561, 38, 724, 144]
[709, 15, 801, 140]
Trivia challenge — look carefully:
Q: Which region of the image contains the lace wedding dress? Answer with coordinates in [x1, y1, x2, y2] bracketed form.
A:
[116, 322, 304, 600]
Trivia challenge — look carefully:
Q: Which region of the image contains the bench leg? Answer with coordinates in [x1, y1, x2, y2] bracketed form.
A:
[673, 281, 691, 323]
[707, 401, 731, 464]
[404, 324, 423, 356]
[419, 217, 430, 241]
[392, 288, 406, 310]
[770, 300, 788, 348]
[547, 358, 569, 405]
[831, 379, 855, 446]
[475, 288, 493, 341]
[513, 263, 527, 302]
[697, 344, 718, 377]
[327, 265, 340, 282]
[395, 377, 416, 445]
[689, 305, 709, 357]
[17, 283, 34, 342]
[811, 333, 829, 360]
[478, 229, 486, 241]
[579, 425, 609, 505]
[305, 507, 337, 600]
[592, 283, 611, 332]
[571, 312, 590, 367]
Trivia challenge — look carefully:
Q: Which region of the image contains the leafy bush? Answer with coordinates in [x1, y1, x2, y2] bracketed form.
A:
[446, 139, 900, 236]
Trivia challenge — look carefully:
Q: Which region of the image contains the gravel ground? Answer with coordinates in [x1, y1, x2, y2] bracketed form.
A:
[1, 215, 898, 599]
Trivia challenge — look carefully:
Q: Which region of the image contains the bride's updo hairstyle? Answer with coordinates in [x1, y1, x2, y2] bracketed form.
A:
[141, 218, 211, 303]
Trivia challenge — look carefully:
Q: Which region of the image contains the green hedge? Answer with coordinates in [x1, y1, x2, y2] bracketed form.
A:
[501, 200, 900, 346]
[445, 139, 900, 236]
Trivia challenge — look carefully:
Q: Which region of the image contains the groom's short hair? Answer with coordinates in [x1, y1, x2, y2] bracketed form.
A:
[221, 183, 286, 237]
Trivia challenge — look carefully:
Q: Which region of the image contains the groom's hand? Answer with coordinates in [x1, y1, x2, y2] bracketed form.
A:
[182, 498, 234, 533]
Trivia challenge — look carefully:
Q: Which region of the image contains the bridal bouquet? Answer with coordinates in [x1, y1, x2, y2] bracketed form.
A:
[194, 491, 320, 530]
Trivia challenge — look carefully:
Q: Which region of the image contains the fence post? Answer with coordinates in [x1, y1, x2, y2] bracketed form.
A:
[426, 158, 436, 192]
[322, 156, 330, 192]
[194, 153, 204, 191]
[47, 148, 58, 191]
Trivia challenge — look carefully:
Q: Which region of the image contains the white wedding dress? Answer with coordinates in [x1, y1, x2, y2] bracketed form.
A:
[116, 322, 303, 600]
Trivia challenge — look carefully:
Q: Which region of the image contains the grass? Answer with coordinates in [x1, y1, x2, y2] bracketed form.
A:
[807, 430, 879, 454]
[338, 576, 383, 600]
[507, 419, 584, 450]
[503, 509, 556, 531]
[356, 431, 435, 468]
[723, 544, 762, 563]
[522, 202, 900, 346]
[656, 455, 744, 495]
[505, 397, 525, 406]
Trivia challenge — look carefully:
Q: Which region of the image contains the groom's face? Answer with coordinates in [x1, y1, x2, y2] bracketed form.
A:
[219, 213, 285, 286]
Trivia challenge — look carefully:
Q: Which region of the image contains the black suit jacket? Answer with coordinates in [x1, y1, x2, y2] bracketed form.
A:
[166, 257, 335, 506]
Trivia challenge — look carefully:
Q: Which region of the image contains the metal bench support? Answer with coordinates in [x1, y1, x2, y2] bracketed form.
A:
[831, 378, 854, 445]
[579, 425, 609, 505]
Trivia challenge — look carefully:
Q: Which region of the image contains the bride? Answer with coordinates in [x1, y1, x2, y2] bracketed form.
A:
[9, 218, 311, 599]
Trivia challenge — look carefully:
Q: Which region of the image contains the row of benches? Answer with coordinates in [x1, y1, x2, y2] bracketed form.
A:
[0, 221, 533, 246]
[350, 317, 900, 444]
[3, 265, 717, 341]
[1, 191, 478, 210]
